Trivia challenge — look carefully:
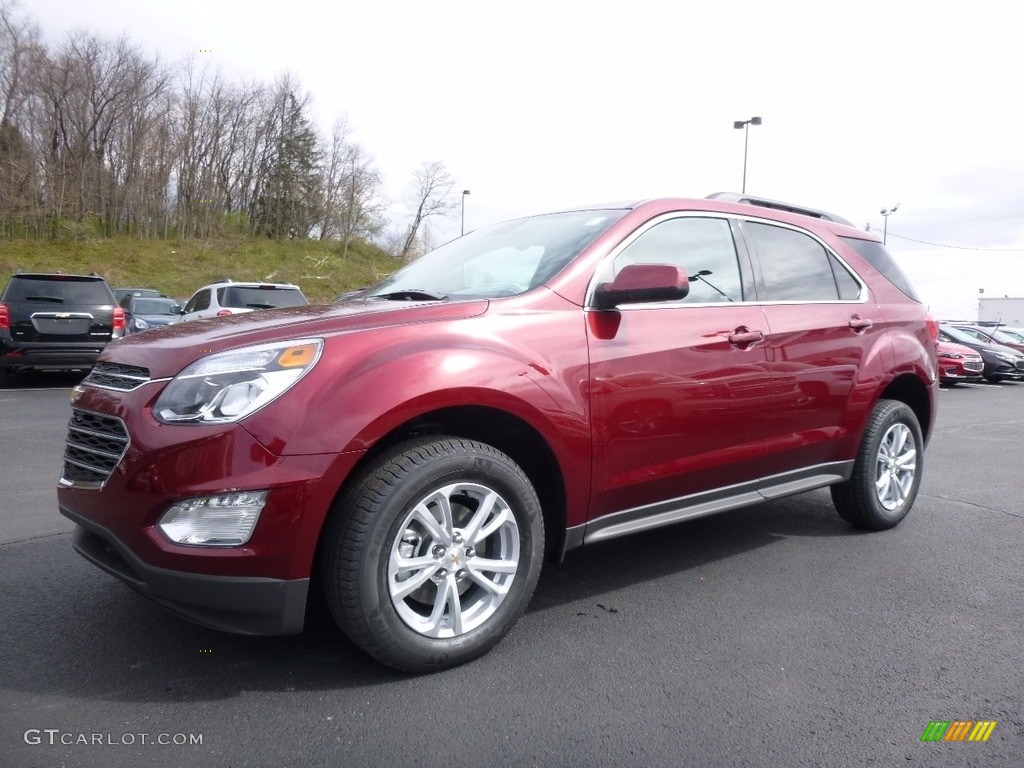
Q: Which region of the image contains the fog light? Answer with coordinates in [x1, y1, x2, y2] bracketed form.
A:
[158, 491, 268, 546]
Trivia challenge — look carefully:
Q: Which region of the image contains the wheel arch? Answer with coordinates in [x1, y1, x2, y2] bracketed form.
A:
[878, 372, 934, 442]
[317, 405, 570, 569]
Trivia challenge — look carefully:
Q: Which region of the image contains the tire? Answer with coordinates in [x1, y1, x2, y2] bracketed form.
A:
[831, 399, 924, 530]
[0, 367, 10, 388]
[320, 436, 544, 672]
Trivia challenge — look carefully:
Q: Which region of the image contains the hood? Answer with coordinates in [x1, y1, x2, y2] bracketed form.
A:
[101, 299, 489, 377]
[936, 341, 980, 358]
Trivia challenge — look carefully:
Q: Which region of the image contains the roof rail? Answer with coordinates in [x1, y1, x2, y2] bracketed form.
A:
[706, 192, 853, 226]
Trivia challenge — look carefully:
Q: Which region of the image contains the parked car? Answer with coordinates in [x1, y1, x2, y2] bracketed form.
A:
[119, 295, 182, 335]
[179, 280, 308, 322]
[58, 193, 937, 672]
[998, 327, 1024, 343]
[936, 340, 984, 385]
[949, 323, 1024, 354]
[938, 324, 1024, 382]
[0, 272, 124, 387]
[113, 287, 165, 304]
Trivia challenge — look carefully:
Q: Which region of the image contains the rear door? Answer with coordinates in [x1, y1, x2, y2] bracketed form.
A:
[741, 220, 882, 477]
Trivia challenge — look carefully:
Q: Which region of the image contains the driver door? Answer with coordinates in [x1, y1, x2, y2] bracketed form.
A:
[586, 214, 771, 527]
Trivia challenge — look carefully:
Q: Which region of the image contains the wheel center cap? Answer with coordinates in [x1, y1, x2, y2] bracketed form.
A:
[447, 547, 465, 567]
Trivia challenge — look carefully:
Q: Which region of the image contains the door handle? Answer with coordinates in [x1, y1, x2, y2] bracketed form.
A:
[728, 328, 765, 346]
[848, 316, 873, 331]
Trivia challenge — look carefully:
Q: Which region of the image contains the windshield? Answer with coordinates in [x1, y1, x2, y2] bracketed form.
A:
[941, 326, 984, 345]
[363, 209, 627, 300]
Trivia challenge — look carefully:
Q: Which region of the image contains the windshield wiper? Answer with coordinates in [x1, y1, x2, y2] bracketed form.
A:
[372, 289, 448, 302]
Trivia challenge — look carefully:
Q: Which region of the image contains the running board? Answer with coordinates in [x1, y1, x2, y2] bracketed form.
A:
[578, 462, 853, 547]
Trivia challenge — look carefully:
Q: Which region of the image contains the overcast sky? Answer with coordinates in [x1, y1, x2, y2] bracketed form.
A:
[22, 0, 1024, 320]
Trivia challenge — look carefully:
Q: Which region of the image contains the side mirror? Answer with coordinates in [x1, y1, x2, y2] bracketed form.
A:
[594, 264, 689, 309]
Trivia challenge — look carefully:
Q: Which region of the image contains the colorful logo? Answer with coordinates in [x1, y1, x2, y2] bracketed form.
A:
[921, 721, 997, 742]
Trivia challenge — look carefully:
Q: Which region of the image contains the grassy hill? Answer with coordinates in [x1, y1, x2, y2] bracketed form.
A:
[0, 236, 401, 304]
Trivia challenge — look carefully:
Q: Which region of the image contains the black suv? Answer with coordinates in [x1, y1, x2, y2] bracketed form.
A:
[0, 273, 124, 387]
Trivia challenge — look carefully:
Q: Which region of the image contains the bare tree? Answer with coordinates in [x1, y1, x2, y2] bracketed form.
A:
[32, 31, 165, 234]
[399, 160, 456, 262]
[0, 3, 427, 246]
[317, 117, 386, 256]
[0, 1, 43, 235]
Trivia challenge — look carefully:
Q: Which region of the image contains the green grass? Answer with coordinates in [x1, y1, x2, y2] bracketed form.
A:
[0, 236, 400, 303]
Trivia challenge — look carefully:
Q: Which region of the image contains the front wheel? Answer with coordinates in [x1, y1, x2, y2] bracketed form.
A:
[320, 437, 544, 672]
[831, 399, 924, 530]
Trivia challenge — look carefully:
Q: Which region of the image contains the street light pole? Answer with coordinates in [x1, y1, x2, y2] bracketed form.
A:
[733, 116, 762, 194]
[880, 203, 900, 245]
[461, 189, 471, 236]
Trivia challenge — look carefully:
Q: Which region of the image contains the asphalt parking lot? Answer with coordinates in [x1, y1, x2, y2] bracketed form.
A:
[1, 374, 1021, 767]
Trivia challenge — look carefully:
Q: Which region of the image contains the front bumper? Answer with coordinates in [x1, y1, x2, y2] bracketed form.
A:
[984, 359, 1024, 380]
[65, 508, 309, 634]
[56, 378, 365, 636]
[938, 364, 983, 383]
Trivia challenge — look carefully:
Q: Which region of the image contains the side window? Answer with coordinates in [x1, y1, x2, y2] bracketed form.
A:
[746, 222, 843, 302]
[829, 254, 862, 300]
[183, 290, 209, 314]
[840, 236, 920, 301]
[610, 216, 743, 303]
[955, 327, 988, 343]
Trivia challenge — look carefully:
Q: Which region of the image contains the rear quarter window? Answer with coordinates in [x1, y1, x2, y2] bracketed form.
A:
[840, 237, 920, 301]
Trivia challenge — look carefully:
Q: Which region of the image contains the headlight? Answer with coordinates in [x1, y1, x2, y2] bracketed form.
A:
[135, 317, 151, 330]
[943, 352, 962, 359]
[991, 351, 1016, 362]
[154, 338, 323, 424]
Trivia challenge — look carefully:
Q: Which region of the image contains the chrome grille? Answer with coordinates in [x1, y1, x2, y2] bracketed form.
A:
[84, 361, 151, 391]
[61, 409, 130, 488]
[963, 359, 983, 372]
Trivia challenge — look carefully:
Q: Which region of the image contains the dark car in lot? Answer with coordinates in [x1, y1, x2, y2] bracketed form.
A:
[113, 287, 165, 304]
[58, 193, 937, 672]
[949, 323, 1024, 355]
[119, 295, 182, 335]
[0, 272, 124, 387]
[938, 324, 1024, 382]
[936, 340, 984, 384]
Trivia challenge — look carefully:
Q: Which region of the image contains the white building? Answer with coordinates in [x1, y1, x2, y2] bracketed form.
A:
[978, 296, 1024, 326]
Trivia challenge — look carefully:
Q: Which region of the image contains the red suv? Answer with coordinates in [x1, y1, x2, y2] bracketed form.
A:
[58, 193, 938, 671]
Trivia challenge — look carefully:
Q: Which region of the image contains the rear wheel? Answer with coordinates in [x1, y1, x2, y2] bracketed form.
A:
[831, 399, 924, 530]
[0, 367, 10, 388]
[321, 436, 544, 672]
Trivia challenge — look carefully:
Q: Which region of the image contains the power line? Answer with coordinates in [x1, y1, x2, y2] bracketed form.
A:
[881, 230, 1024, 252]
